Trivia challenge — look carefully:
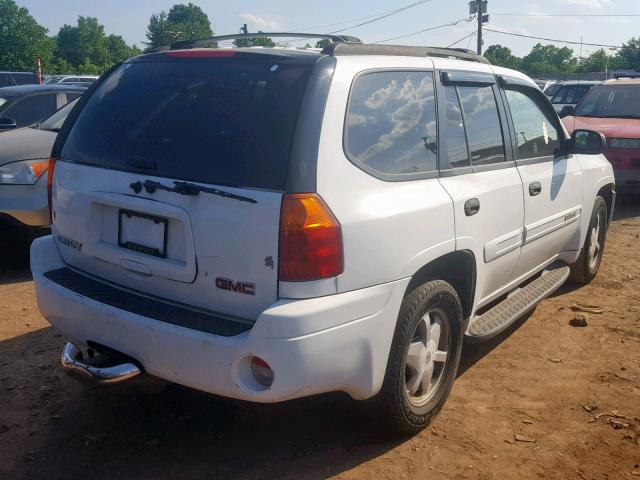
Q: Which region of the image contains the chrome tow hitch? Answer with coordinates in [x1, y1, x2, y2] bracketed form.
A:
[61, 342, 142, 384]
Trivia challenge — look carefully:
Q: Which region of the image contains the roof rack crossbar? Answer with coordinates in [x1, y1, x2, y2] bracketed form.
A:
[169, 32, 362, 50]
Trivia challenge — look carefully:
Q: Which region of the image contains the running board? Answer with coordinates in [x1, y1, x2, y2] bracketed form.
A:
[466, 264, 570, 341]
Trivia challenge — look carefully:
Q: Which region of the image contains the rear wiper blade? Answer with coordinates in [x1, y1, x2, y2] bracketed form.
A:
[138, 180, 257, 204]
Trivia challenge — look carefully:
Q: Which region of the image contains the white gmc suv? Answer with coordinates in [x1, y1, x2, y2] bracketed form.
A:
[31, 34, 615, 433]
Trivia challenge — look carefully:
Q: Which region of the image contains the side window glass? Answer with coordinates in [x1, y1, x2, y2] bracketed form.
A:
[65, 92, 82, 103]
[345, 71, 438, 176]
[457, 85, 506, 166]
[443, 86, 469, 168]
[505, 89, 560, 160]
[3, 94, 57, 127]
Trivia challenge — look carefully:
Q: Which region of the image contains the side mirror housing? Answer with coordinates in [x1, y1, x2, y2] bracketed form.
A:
[559, 106, 574, 118]
[570, 129, 606, 155]
[0, 117, 17, 130]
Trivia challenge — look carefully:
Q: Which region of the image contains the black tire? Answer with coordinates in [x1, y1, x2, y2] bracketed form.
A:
[374, 280, 464, 435]
[570, 195, 608, 284]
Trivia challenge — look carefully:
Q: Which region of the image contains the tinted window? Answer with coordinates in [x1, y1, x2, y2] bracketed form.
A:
[65, 92, 82, 102]
[61, 59, 313, 191]
[40, 99, 77, 132]
[506, 90, 559, 159]
[345, 71, 437, 176]
[13, 73, 37, 85]
[0, 74, 13, 88]
[443, 86, 469, 168]
[574, 84, 640, 119]
[457, 85, 505, 165]
[544, 84, 561, 97]
[2, 94, 57, 127]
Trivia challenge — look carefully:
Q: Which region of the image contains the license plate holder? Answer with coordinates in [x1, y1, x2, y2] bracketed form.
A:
[118, 209, 168, 258]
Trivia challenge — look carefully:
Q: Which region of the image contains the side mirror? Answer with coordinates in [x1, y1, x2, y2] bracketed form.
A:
[0, 117, 17, 130]
[570, 129, 606, 155]
[559, 106, 574, 118]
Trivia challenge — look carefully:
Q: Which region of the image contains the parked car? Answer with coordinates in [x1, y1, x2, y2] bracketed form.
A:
[0, 71, 39, 88]
[562, 79, 640, 195]
[550, 81, 600, 114]
[543, 81, 561, 99]
[31, 35, 615, 434]
[0, 99, 78, 229]
[42, 75, 98, 86]
[534, 79, 556, 93]
[0, 84, 85, 132]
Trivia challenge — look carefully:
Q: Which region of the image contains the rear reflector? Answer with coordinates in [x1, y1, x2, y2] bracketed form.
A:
[47, 157, 57, 224]
[165, 49, 236, 58]
[279, 194, 343, 282]
[250, 357, 274, 387]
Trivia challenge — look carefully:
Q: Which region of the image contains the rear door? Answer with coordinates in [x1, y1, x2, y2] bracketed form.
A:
[436, 70, 525, 306]
[499, 79, 583, 280]
[52, 52, 317, 320]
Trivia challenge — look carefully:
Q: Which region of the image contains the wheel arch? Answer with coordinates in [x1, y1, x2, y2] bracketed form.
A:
[597, 182, 615, 224]
[405, 250, 477, 320]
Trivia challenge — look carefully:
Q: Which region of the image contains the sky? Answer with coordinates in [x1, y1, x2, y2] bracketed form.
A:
[15, 0, 640, 57]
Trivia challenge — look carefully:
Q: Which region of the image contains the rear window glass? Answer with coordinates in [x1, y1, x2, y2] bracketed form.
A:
[60, 58, 314, 190]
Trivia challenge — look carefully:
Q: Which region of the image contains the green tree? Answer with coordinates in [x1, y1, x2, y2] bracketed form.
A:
[580, 48, 618, 73]
[0, 0, 56, 72]
[145, 3, 213, 49]
[484, 44, 521, 70]
[233, 31, 275, 48]
[616, 37, 640, 69]
[315, 38, 331, 49]
[521, 43, 578, 75]
[55, 17, 139, 73]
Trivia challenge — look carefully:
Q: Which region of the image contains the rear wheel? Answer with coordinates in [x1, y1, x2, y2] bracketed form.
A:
[570, 195, 608, 284]
[374, 280, 463, 434]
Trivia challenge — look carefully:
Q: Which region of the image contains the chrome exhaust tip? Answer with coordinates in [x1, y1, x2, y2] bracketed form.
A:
[61, 342, 142, 384]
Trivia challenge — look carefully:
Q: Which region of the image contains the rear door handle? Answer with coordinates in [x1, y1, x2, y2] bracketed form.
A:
[529, 182, 542, 196]
[464, 198, 480, 217]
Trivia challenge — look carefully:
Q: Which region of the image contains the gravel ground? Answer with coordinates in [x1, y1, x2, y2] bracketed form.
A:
[1, 198, 639, 480]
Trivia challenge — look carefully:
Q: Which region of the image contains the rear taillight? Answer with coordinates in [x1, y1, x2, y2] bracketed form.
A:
[279, 194, 343, 282]
[47, 157, 57, 224]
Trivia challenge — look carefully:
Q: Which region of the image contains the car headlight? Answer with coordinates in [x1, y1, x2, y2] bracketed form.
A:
[609, 138, 640, 150]
[0, 159, 50, 185]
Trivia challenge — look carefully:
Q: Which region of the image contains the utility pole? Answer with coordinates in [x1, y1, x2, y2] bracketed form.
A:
[470, 1, 489, 55]
[477, 0, 483, 55]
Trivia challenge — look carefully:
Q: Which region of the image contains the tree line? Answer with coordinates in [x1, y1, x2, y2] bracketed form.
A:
[484, 40, 640, 76]
[2, 0, 638, 76]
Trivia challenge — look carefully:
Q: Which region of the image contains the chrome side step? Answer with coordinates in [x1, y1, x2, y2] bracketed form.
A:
[466, 264, 570, 341]
[61, 343, 142, 384]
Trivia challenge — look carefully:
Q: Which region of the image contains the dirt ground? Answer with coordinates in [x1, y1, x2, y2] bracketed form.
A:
[1, 200, 639, 480]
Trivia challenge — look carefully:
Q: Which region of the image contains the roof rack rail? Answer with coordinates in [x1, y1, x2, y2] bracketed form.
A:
[166, 32, 362, 51]
[321, 43, 491, 65]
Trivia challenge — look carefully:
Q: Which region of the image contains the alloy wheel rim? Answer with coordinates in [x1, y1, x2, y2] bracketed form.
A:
[588, 209, 604, 271]
[404, 307, 451, 407]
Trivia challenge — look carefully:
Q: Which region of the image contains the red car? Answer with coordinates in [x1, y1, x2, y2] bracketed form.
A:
[562, 79, 640, 195]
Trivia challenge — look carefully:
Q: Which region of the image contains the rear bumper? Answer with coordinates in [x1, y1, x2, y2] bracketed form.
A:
[0, 178, 49, 227]
[31, 235, 408, 402]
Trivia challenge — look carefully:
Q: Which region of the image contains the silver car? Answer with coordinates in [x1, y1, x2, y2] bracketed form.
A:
[0, 100, 77, 228]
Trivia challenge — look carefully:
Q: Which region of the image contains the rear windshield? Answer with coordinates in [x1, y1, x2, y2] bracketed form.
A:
[60, 57, 314, 190]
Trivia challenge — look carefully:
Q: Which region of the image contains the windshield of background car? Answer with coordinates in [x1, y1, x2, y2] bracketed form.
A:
[574, 84, 640, 118]
[39, 99, 78, 131]
[544, 84, 561, 97]
[60, 57, 314, 191]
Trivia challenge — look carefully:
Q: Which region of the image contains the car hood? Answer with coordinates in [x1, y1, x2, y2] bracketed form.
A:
[562, 116, 640, 138]
[0, 127, 57, 166]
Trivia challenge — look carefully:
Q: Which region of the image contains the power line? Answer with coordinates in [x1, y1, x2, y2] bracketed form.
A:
[492, 13, 640, 17]
[373, 16, 474, 44]
[447, 30, 476, 48]
[483, 27, 623, 49]
[329, 0, 436, 34]
[295, 6, 432, 32]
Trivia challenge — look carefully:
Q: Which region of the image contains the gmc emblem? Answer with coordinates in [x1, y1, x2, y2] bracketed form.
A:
[215, 277, 256, 296]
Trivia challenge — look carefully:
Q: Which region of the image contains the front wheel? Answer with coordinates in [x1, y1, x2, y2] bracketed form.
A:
[374, 280, 463, 434]
[570, 195, 608, 284]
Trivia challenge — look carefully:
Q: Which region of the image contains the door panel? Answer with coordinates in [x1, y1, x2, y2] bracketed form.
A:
[440, 169, 524, 303]
[513, 157, 582, 278]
